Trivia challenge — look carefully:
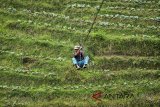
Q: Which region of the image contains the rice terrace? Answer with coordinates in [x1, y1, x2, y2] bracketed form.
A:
[0, 0, 160, 107]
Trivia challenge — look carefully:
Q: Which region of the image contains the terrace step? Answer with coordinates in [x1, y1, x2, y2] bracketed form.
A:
[0, 0, 67, 12]
[65, 6, 159, 18]
[0, 70, 60, 87]
[0, 65, 159, 86]
[93, 56, 160, 70]
[0, 77, 159, 106]
[73, 0, 160, 9]
[1, 9, 158, 35]
[1, 28, 160, 57]
[1, 7, 159, 31]
[0, 8, 159, 36]
[1, 49, 160, 71]
[0, 75, 159, 98]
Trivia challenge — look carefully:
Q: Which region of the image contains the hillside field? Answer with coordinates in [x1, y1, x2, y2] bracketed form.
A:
[0, 0, 160, 107]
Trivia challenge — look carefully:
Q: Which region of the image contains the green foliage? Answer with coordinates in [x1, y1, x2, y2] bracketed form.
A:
[95, 56, 160, 70]
[0, 0, 160, 106]
[63, 69, 85, 84]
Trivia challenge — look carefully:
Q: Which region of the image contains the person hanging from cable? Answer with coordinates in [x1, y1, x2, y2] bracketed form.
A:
[72, 45, 89, 69]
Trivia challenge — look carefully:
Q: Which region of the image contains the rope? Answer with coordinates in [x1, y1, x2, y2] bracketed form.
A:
[79, 3, 83, 47]
[79, 4, 83, 61]
[82, 0, 105, 44]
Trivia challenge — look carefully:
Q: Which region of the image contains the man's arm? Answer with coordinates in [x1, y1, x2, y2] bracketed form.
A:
[74, 49, 80, 56]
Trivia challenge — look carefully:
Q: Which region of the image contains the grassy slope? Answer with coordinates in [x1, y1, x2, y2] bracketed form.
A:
[0, 0, 160, 106]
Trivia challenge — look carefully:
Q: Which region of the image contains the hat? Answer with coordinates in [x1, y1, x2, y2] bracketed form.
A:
[74, 45, 80, 50]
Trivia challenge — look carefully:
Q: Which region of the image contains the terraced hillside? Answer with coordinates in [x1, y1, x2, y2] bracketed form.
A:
[0, 0, 160, 106]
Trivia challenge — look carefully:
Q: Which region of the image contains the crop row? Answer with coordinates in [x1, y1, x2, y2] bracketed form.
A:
[99, 14, 160, 21]
[14, 18, 160, 34]
[1, 58, 160, 84]
[0, 49, 66, 62]
[0, 74, 159, 92]
[13, 19, 160, 33]
[0, 65, 57, 79]
[4, 21, 160, 56]
[73, 0, 159, 5]
[67, 3, 160, 12]
[4, 7, 69, 20]
[94, 56, 160, 70]
[106, 0, 159, 3]
[2, 8, 159, 33]
[0, 84, 97, 91]
[5, 7, 159, 30]
[5, 7, 160, 21]
[0, 70, 60, 87]
[4, 18, 159, 41]
[97, 21, 159, 30]
[73, 0, 160, 9]
[0, 0, 66, 12]
[0, 50, 23, 56]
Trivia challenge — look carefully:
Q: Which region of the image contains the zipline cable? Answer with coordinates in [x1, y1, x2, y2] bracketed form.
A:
[82, 0, 105, 44]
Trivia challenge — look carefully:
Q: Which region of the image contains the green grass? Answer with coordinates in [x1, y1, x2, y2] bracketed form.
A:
[0, 0, 160, 106]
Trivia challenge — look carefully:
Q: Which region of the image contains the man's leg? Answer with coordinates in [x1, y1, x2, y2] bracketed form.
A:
[78, 60, 84, 68]
[72, 57, 77, 65]
[72, 57, 80, 69]
[84, 56, 89, 65]
[83, 56, 89, 68]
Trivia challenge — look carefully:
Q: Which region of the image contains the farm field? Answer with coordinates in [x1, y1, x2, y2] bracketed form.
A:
[0, 0, 160, 107]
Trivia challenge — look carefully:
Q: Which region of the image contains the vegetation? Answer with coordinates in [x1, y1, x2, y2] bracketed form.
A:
[0, 0, 160, 106]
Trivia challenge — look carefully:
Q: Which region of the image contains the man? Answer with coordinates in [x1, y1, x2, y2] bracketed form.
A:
[72, 45, 89, 69]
